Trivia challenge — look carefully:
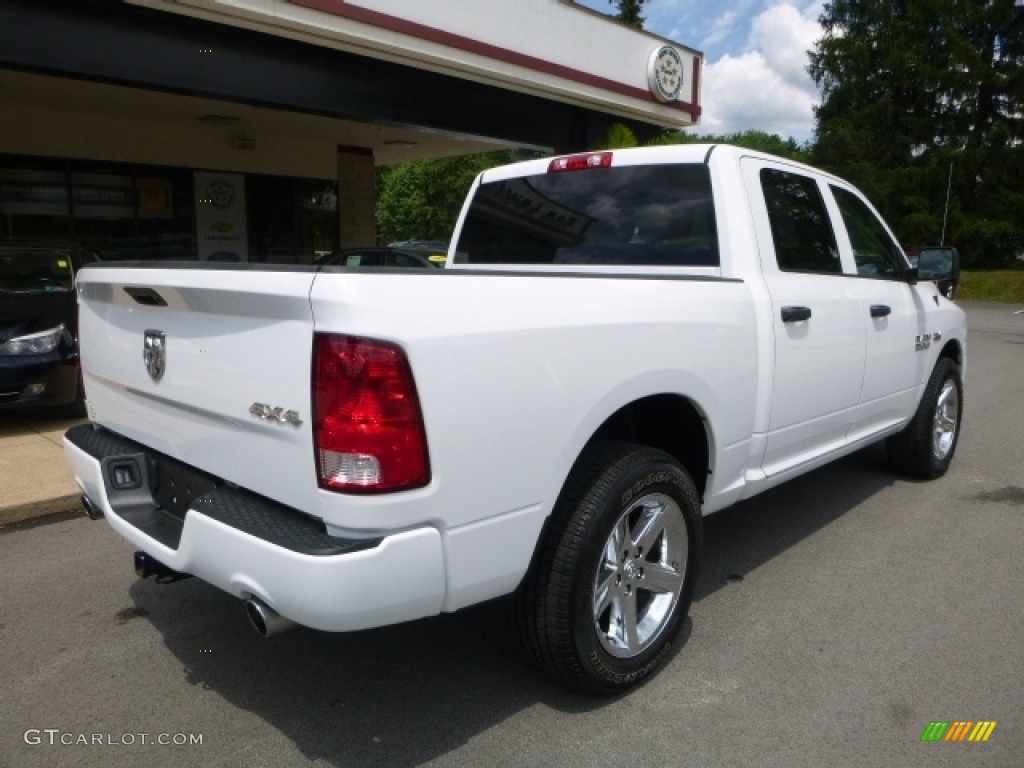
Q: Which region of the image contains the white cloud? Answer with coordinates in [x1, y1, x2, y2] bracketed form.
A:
[689, 1, 824, 141]
[701, 10, 739, 49]
[692, 50, 816, 139]
[753, 3, 821, 83]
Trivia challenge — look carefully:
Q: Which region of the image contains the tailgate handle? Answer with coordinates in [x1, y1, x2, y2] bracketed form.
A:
[124, 286, 168, 307]
[870, 304, 892, 318]
[781, 306, 812, 323]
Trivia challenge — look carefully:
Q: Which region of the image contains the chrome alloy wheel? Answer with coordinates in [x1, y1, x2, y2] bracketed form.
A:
[932, 378, 959, 461]
[592, 492, 688, 658]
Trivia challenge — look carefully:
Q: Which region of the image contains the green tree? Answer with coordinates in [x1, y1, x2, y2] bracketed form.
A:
[810, 0, 1024, 265]
[597, 123, 813, 162]
[609, 0, 645, 29]
[671, 129, 813, 162]
[597, 123, 645, 148]
[376, 152, 516, 243]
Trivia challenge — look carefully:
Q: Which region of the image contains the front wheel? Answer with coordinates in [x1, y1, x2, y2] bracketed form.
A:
[887, 357, 963, 479]
[514, 442, 702, 694]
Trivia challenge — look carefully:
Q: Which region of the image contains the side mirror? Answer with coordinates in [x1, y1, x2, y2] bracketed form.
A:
[918, 247, 960, 298]
[918, 249, 954, 280]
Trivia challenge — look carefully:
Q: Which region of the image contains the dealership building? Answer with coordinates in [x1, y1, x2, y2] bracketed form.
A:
[0, 0, 701, 262]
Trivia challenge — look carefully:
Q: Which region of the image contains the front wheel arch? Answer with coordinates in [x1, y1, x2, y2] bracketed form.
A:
[887, 356, 963, 479]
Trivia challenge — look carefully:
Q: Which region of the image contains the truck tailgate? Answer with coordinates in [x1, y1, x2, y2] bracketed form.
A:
[76, 265, 321, 514]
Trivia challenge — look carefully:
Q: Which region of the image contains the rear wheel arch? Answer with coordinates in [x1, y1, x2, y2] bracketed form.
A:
[589, 394, 711, 498]
[522, 395, 710, 589]
[513, 440, 702, 692]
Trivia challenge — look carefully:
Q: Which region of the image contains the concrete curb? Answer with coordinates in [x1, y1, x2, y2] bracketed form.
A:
[0, 414, 88, 528]
[0, 494, 84, 528]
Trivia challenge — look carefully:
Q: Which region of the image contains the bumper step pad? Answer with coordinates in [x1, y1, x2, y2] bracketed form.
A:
[66, 424, 380, 556]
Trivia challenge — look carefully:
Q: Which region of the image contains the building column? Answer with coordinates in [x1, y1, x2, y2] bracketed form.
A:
[337, 145, 376, 249]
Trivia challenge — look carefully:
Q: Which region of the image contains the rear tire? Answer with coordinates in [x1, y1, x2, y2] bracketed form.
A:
[514, 441, 702, 694]
[887, 357, 962, 479]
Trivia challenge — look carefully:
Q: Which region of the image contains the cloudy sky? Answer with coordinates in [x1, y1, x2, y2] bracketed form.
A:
[576, 0, 826, 141]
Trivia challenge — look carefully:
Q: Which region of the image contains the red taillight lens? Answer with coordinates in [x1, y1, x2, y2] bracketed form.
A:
[548, 152, 613, 173]
[313, 334, 430, 493]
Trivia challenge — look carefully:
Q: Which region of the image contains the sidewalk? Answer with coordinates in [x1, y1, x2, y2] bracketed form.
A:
[0, 412, 88, 526]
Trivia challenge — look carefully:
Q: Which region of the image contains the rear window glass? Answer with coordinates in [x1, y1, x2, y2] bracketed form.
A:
[454, 164, 719, 267]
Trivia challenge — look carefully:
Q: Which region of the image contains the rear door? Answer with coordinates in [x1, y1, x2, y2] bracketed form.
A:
[743, 159, 865, 476]
[76, 265, 321, 514]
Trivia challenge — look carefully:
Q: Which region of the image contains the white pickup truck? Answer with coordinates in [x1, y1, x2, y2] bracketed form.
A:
[64, 145, 965, 693]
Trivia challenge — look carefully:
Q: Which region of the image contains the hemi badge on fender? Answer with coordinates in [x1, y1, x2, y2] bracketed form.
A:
[249, 402, 303, 426]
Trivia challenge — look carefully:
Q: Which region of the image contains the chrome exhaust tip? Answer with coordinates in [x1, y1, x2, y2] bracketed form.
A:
[246, 598, 296, 637]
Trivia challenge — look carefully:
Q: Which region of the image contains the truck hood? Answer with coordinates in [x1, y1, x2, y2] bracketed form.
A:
[76, 265, 322, 515]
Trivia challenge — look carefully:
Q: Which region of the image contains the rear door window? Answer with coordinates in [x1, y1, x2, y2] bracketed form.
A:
[759, 169, 841, 274]
[455, 164, 719, 267]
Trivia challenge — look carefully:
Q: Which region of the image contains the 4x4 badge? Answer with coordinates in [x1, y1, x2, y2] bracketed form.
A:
[249, 402, 303, 426]
[143, 330, 166, 382]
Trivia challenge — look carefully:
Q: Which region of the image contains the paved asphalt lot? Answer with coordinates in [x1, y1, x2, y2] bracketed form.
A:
[1, 302, 1020, 768]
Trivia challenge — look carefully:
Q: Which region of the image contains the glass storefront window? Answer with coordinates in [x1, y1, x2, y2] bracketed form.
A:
[248, 175, 295, 263]
[249, 175, 338, 263]
[0, 155, 337, 263]
[69, 171, 138, 258]
[297, 179, 339, 257]
[138, 169, 196, 260]
[0, 166, 72, 240]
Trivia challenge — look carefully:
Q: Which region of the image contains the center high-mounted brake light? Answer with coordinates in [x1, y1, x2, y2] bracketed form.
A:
[548, 152, 613, 173]
[313, 333, 430, 494]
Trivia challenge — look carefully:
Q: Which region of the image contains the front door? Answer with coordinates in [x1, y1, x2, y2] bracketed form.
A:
[827, 183, 930, 438]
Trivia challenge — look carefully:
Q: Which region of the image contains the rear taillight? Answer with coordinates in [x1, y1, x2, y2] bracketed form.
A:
[313, 334, 430, 493]
[548, 152, 613, 173]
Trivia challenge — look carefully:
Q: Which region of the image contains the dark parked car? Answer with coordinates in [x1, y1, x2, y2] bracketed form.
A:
[0, 241, 98, 413]
[314, 247, 444, 269]
[385, 239, 446, 260]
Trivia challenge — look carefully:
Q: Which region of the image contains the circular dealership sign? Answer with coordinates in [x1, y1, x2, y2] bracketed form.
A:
[647, 46, 684, 103]
[206, 179, 235, 209]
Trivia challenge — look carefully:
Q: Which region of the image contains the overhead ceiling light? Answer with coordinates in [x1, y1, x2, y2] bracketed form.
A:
[199, 114, 241, 126]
